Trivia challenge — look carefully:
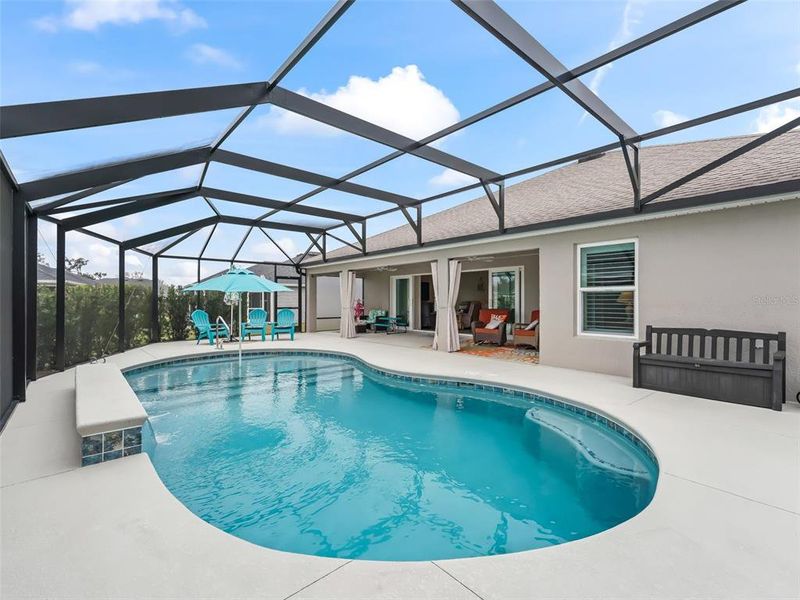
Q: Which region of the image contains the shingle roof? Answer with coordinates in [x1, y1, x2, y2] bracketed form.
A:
[37, 263, 96, 285]
[324, 131, 800, 260]
[202, 261, 300, 283]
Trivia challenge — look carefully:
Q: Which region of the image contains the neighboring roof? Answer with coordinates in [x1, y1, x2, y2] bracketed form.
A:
[324, 131, 800, 261]
[37, 264, 158, 286]
[37, 263, 96, 285]
[201, 262, 299, 284]
[95, 277, 152, 287]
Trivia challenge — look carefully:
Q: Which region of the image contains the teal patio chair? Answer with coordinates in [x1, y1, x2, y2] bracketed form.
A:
[191, 309, 230, 345]
[270, 309, 296, 341]
[241, 308, 268, 341]
[364, 309, 387, 332]
[374, 314, 408, 334]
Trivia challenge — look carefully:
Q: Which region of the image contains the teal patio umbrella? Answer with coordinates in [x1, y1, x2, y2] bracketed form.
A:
[184, 267, 290, 364]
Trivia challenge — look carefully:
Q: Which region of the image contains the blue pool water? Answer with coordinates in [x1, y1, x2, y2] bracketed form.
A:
[126, 354, 657, 561]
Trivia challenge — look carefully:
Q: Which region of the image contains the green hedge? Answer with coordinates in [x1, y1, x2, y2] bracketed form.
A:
[36, 284, 247, 373]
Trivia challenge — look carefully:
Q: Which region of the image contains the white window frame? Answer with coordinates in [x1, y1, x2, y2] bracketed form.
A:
[389, 275, 414, 327]
[576, 238, 638, 340]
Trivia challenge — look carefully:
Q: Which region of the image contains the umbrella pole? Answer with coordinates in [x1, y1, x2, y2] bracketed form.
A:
[238, 300, 242, 367]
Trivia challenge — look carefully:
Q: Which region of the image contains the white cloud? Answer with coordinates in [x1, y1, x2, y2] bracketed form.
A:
[429, 168, 478, 189]
[68, 60, 103, 75]
[186, 43, 242, 70]
[122, 214, 142, 228]
[37, 219, 301, 284]
[258, 65, 460, 141]
[90, 222, 120, 238]
[33, 15, 60, 33]
[125, 254, 143, 269]
[176, 165, 202, 182]
[652, 109, 688, 128]
[246, 237, 300, 264]
[36, 222, 119, 277]
[752, 100, 800, 134]
[34, 0, 205, 33]
[583, 0, 646, 118]
[157, 260, 215, 285]
[67, 60, 134, 80]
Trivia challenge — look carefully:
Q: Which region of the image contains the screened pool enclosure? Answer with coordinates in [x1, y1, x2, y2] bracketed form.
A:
[2, 0, 798, 422]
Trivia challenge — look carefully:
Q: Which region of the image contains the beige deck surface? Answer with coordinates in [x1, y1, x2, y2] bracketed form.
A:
[2, 333, 799, 599]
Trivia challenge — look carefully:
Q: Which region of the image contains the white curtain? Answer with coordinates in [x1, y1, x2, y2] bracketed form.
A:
[339, 270, 356, 339]
[431, 261, 441, 350]
[446, 260, 462, 352]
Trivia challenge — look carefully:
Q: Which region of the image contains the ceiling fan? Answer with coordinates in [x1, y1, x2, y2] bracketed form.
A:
[463, 256, 495, 263]
[375, 266, 398, 272]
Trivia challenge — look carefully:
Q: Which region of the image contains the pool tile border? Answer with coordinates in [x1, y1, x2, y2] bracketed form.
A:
[123, 349, 658, 466]
[81, 426, 142, 467]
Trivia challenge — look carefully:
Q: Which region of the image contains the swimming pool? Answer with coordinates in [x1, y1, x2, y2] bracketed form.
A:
[126, 353, 658, 561]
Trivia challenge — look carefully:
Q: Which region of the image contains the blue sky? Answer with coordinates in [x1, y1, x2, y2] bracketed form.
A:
[1, 0, 798, 282]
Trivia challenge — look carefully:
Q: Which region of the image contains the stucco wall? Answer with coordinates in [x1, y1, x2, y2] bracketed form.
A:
[0, 166, 14, 421]
[307, 199, 800, 397]
[457, 271, 488, 307]
[538, 200, 800, 394]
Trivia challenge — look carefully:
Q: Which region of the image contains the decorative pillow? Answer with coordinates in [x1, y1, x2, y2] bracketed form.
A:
[524, 319, 539, 331]
[484, 315, 506, 330]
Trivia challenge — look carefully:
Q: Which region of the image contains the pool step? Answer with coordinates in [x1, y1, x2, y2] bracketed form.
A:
[523, 407, 652, 478]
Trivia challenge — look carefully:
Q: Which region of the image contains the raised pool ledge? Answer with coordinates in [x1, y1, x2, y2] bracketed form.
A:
[75, 364, 147, 466]
[121, 347, 658, 467]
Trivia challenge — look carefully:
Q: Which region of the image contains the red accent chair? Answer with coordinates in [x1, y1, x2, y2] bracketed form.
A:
[471, 308, 511, 345]
[513, 309, 540, 350]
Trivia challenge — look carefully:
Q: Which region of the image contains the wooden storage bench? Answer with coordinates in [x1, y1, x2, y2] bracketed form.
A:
[633, 326, 786, 411]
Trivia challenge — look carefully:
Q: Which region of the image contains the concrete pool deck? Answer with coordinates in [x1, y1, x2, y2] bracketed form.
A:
[2, 333, 799, 599]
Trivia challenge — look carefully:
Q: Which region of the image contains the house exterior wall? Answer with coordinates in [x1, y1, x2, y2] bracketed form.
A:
[541, 200, 800, 393]
[306, 199, 800, 397]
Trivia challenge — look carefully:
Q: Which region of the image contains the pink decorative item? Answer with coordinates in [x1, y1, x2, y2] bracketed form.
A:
[354, 298, 364, 320]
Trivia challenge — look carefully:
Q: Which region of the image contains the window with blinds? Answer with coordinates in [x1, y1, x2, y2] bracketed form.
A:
[577, 240, 637, 337]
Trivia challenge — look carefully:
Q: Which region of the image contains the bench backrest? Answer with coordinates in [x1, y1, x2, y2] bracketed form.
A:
[646, 326, 786, 364]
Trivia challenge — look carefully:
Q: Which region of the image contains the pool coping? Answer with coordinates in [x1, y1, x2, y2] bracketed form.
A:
[2, 334, 798, 600]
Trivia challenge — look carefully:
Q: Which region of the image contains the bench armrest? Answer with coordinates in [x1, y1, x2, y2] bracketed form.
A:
[772, 350, 786, 362]
[632, 340, 651, 352]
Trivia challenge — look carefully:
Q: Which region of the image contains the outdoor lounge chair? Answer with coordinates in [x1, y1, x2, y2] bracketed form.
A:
[513, 309, 540, 350]
[471, 308, 511, 346]
[191, 309, 230, 345]
[364, 309, 387, 331]
[374, 315, 408, 334]
[271, 309, 296, 341]
[241, 308, 268, 341]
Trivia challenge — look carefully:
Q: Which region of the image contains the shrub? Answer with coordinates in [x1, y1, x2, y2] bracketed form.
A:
[35, 283, 244, 373]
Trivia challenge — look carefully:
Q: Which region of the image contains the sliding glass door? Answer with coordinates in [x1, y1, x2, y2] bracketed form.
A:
[390, 276, 412, 325]
[488, 267, 521, 324]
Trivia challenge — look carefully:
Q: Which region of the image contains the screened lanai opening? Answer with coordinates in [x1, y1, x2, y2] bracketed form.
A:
[2, 0, 799, 396]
